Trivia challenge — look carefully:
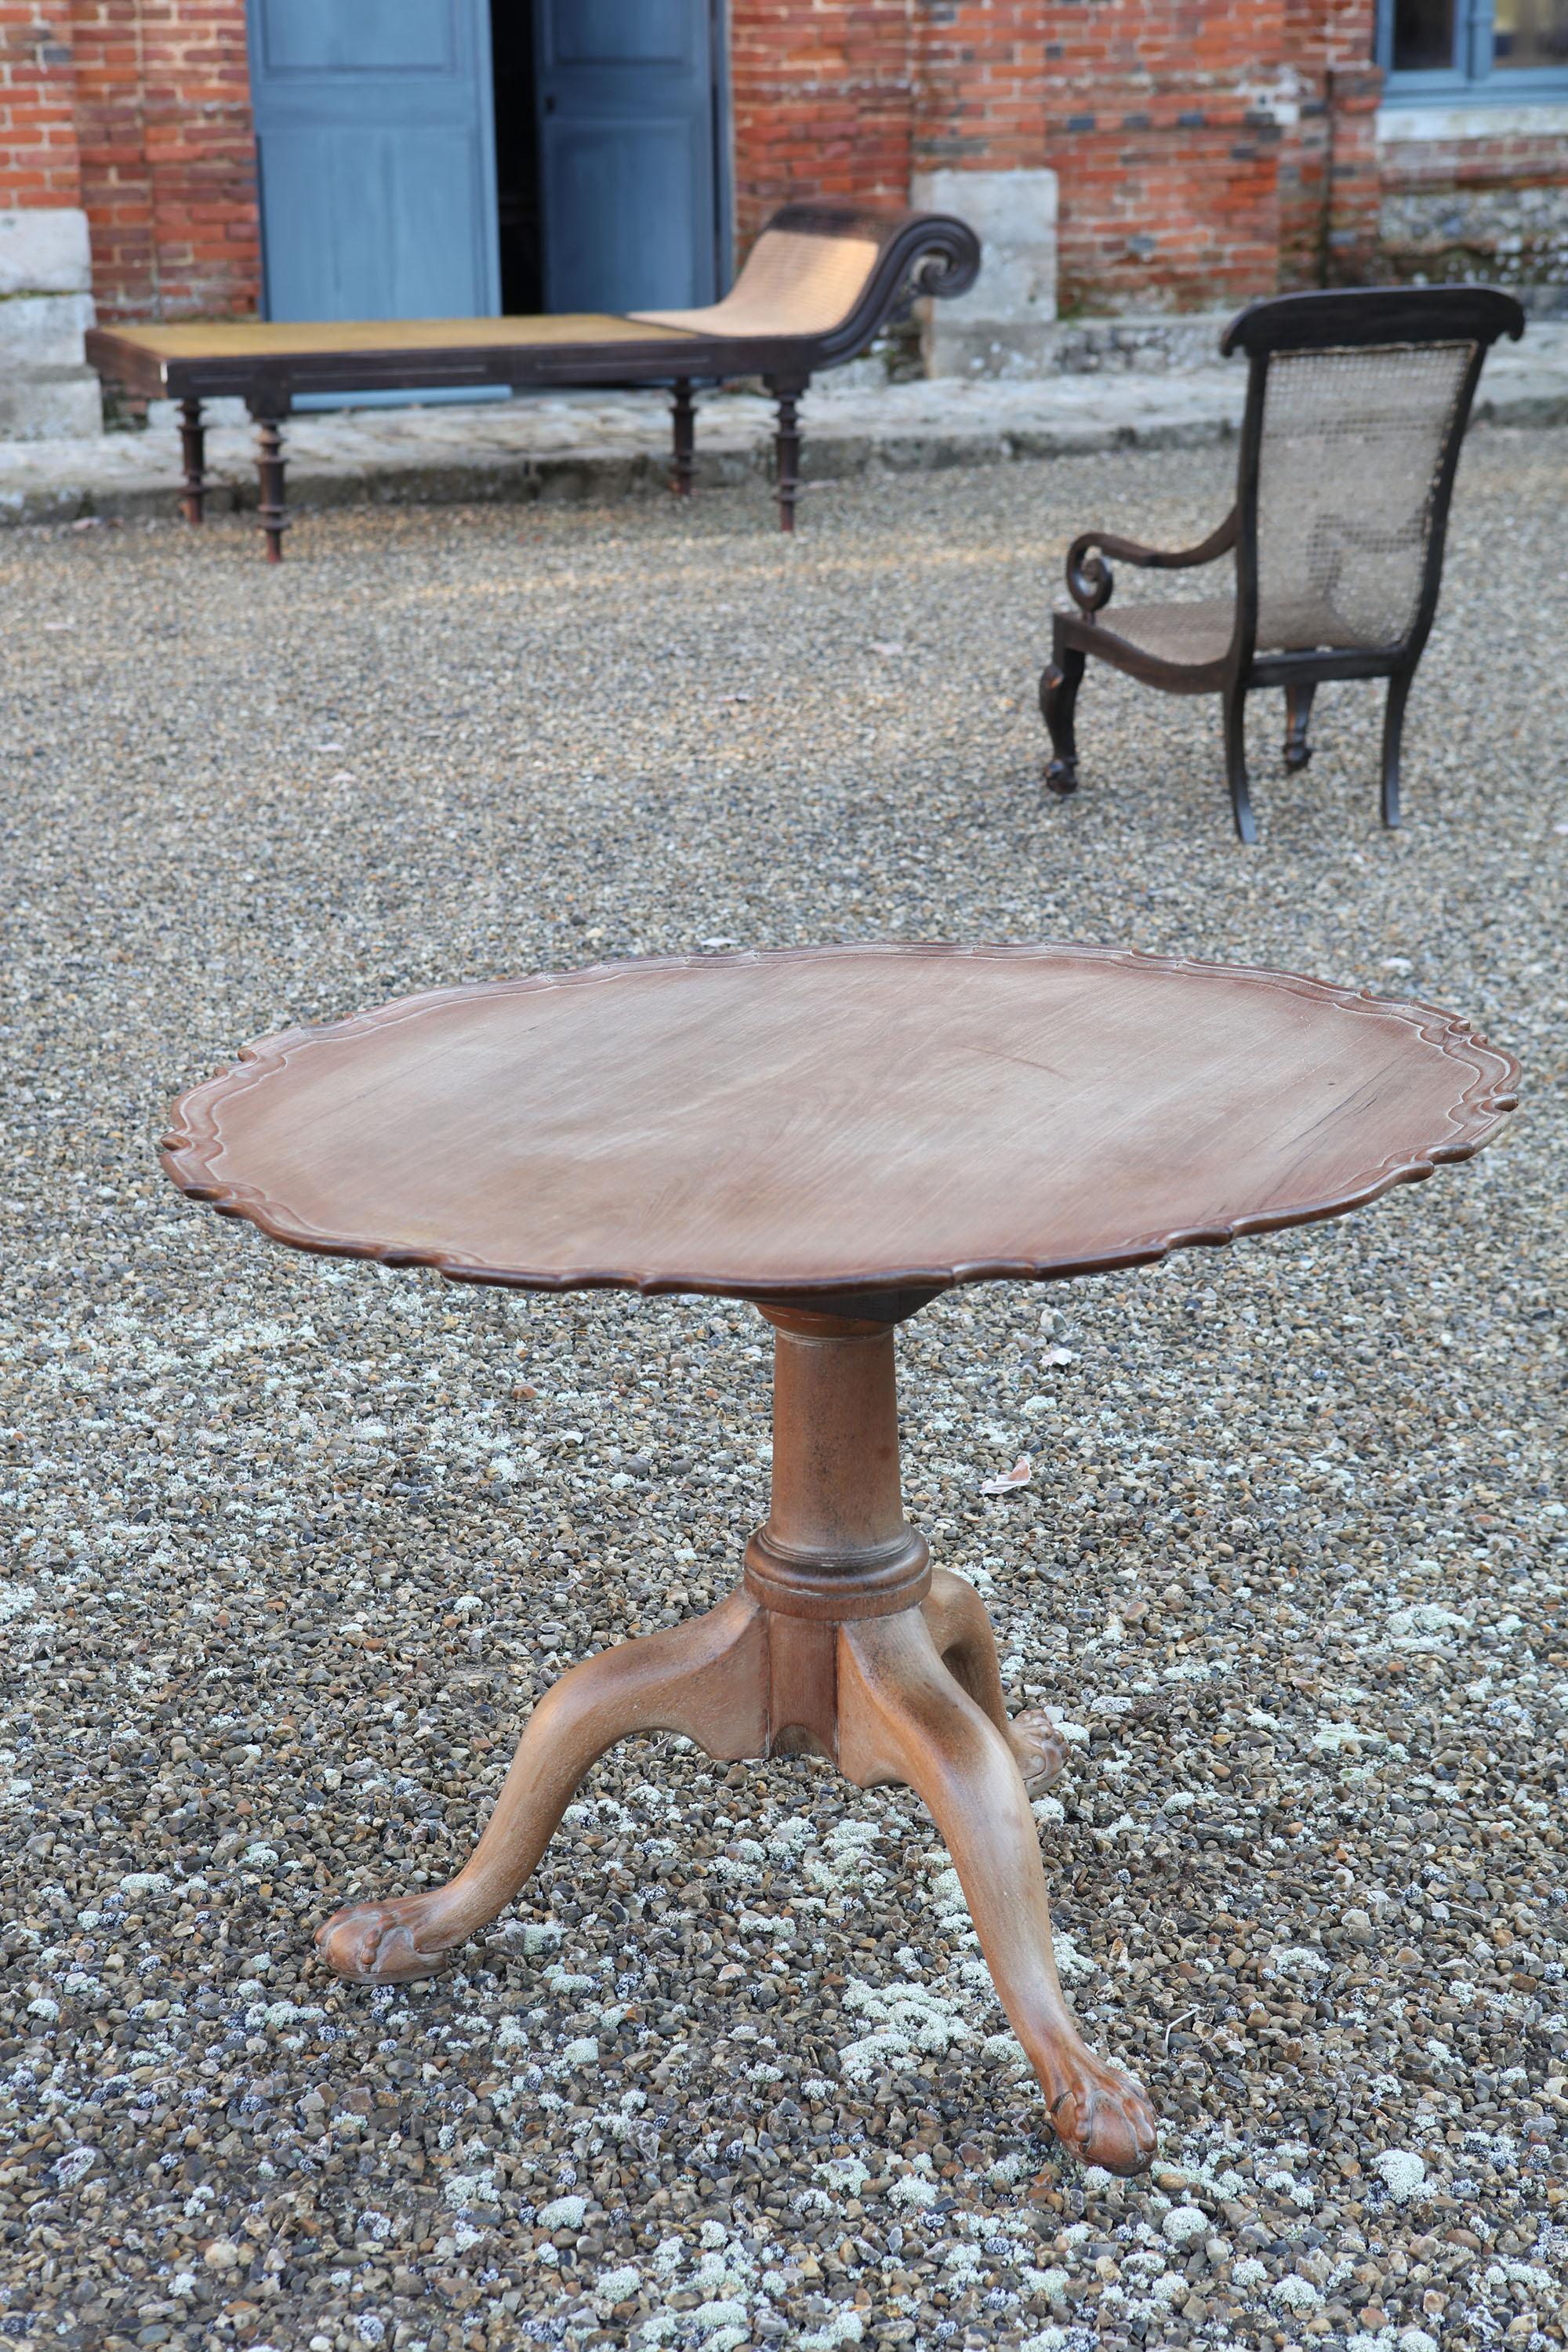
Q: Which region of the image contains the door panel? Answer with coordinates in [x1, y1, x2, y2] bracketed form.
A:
[248, 0, 499, 321]
[544, 0, 699, 67]
[544, 121, 697, 314]
[258, 129, 487, 319]
[256, 0, 458, 75]
[535, 0, 716, 311]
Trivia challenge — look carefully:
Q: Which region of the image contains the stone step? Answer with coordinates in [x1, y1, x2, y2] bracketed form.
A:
[2, 323, 1563, 529]
[0, 364, 103, 443]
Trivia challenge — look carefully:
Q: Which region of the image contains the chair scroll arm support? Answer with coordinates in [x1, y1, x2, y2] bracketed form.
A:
[1065, 507, 1239, 616]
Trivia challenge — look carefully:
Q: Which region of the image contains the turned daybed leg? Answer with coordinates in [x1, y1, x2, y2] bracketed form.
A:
[178, 398, 207, 527]
[247, 399, 290, 563]
[768, 378, 805, 533]
[670, 379, 696, 498]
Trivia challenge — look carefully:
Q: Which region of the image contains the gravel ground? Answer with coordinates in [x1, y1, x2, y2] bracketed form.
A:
[2, 434, 1565, 2352]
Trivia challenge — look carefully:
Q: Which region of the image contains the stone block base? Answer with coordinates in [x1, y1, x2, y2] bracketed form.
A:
[0, 209, 103, 440]
[911, 169, 1058, 379]
[0, 366, 105, 441]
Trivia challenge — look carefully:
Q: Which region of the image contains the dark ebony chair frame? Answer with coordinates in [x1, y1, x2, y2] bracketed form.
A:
[1040, 286, 1525, 843]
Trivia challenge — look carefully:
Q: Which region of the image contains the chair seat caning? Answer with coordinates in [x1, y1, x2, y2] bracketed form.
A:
[1079, 585, 1442, 667]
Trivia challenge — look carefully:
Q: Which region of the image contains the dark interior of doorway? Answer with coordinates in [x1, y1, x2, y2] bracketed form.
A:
[491, 0, 542, 314]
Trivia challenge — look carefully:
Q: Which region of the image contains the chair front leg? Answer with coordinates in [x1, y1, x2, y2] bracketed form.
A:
[1221, 681, 1258, 845]
[1040, 636, 1086, 796]
[1283, 681, 1316, 772]
[1381, 669, 1412, 829]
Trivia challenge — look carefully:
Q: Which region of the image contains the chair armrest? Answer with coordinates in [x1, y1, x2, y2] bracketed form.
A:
[1065, 509, 1238, 615]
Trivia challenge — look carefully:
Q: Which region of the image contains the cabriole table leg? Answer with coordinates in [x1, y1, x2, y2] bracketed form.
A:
[836, 1607, 1156, 2176]
[317, 1591, 768, 1983]
[749, 1304, 1152, 2176]
[922, 1564, 1069, 1797]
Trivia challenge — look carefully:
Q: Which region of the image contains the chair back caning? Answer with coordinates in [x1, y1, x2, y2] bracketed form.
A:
[1251, 341, 1475, 657]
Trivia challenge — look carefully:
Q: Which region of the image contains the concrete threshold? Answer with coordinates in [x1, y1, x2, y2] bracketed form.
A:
[1, 328, 1564, 532]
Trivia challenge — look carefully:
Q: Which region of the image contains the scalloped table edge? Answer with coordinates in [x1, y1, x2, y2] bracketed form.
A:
[159, 942, 1522, 1301]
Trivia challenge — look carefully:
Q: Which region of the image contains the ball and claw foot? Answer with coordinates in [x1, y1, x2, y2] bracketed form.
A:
[1006, 1711, 1152, 2174]
[317, 1894, 456, 1984]
[1047, 2048, 1160, 2175]
[1045, 756, 1079, 797]
[1009, 1708, 1070, 1798]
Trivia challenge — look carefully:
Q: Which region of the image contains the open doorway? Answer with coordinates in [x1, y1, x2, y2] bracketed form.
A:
[490, 2, 543, 313]
[245, 0, 728, 331]
[488, 0, 729, 317]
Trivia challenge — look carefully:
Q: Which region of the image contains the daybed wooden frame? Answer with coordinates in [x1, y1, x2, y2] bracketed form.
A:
[85, 203, 980, 561]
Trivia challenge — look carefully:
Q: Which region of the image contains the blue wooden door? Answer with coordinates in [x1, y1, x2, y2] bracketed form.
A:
[535, 0, 718, 313]
[248, 0, 501, 321]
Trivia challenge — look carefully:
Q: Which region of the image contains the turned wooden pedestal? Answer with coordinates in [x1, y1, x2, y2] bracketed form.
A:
[162, 942, 1517, 2178]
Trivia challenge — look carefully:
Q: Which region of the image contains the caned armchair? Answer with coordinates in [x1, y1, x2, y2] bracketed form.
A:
[1040, 287, 1525, 842]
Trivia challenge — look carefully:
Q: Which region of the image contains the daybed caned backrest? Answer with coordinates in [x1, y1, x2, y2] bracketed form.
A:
[630, 216, 884, 340]
[1221, 288, 1524, 662]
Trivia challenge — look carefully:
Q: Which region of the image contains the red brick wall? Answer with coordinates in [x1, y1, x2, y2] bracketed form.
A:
[0, 2, 1561, 328]
[1278, 0, 1381, 286]
[0, 0, 257, 319]
[1381, 127, 1568, 195]
[728, 2, 914, 235]
[913, 2, 1047, 175]
[0, 4, 82, 206]
[728, 0, 1382, 314]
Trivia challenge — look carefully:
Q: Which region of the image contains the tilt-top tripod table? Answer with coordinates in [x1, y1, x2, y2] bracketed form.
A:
[162, 944, 1516, 2175]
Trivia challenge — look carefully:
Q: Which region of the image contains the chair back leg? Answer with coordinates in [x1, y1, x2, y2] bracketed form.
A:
[1283, 681, 1316, 772]
[1221, 682, 1258, 845]
[1381, 670, 1412, 829]
[1040, 639, 1086, 796]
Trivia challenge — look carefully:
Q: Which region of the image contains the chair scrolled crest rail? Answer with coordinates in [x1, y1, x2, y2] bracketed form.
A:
[1218, 283, 1525, 358]
[84, 201, 982, 560]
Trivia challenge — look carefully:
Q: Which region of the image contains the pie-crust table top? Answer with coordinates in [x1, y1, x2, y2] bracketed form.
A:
[162, 942, 1517, 1300]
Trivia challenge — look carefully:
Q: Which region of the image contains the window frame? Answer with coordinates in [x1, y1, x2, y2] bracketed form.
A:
[1377, 0, 1568, 100]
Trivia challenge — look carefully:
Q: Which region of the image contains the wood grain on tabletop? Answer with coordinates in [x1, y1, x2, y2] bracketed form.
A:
[162, 942, 1518, 1297]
